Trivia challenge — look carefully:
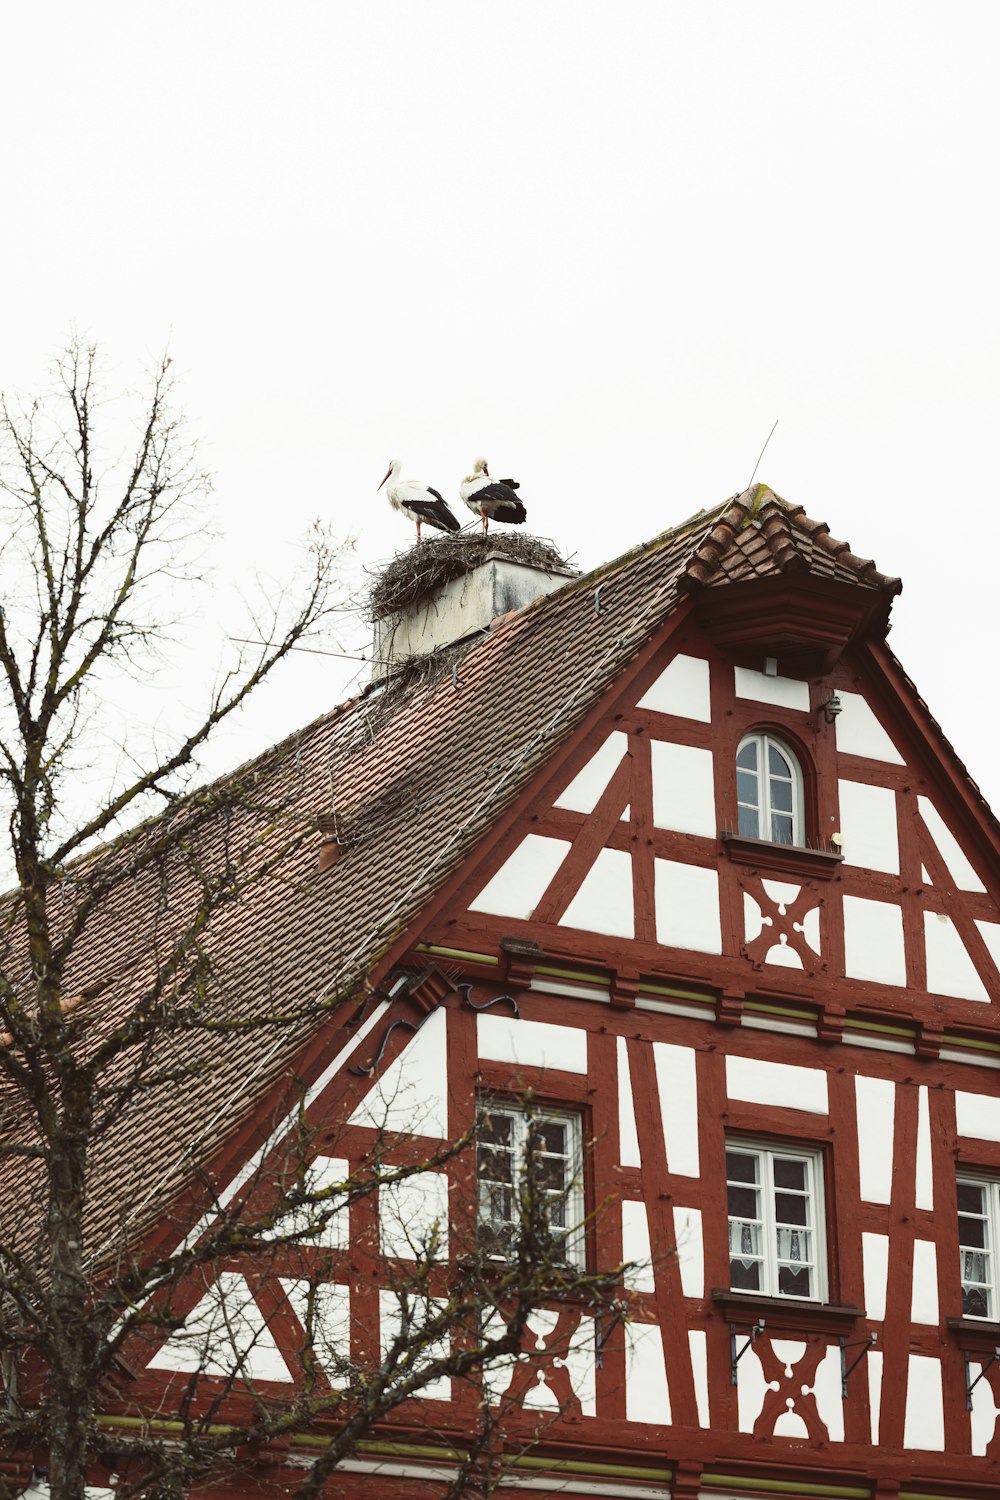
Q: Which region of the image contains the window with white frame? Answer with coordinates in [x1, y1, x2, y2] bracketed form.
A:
[736, 732, 804, 846]
[476, 1100, 585, 1267]
[958, 1177, 1000, 1318]
[727, 1142, 826, 1300]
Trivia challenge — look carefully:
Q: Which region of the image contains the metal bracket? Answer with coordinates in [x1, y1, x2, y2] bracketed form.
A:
[730, 1319, 765, 1384]
[839, 1332, 877, 1399]
[964, 1346, 1000, 1410]
[593, 1300, 628, 1369]
[464, 990, 520, 1018]
[348, 1017, 418, 1076]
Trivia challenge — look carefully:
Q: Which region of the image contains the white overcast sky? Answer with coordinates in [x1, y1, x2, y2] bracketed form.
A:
[2, 3, 999, 812]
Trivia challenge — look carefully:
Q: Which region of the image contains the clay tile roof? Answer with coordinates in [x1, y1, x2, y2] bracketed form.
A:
[680, 484, 901, 596]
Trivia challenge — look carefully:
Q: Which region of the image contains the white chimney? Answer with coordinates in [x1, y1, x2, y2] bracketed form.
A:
[370, 536, 574, 678]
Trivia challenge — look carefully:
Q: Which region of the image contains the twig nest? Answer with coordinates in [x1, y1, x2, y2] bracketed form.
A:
[368, 531, 569, 622]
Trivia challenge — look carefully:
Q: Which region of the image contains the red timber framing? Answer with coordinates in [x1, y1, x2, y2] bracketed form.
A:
[102, 512, 1000, 1500]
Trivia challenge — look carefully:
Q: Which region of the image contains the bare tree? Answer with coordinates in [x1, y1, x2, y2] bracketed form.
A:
[0, 345, 631, 1500]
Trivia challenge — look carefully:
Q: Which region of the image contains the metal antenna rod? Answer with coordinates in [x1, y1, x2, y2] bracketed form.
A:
[747, 418, 779, 490]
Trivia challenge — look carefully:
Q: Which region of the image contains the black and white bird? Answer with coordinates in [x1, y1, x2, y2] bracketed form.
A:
[459, 457, 527, 534]
[378, 459, 461, 542]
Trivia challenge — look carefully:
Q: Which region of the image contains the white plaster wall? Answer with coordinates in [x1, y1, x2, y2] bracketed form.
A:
[560, 1313, 597, 1417]
[838, 779, 899, 874]
[924, 910, 990, 1002]
[516, 1310, 596, 1417]
[688, 1330, 710, 1427]
[915, 1086, 934, 1210]
[262, 1154, 350, 1249]
[976, 919, 1000, 975]
[734, 666, 810, 712]
[622, 1200, 654, 1292]
[349, 1008, 449, 1136]
[763, 939, 803, 969]
[812, 1345, 845, 1443]
[862, 1232, 889, 1320]
[867, 1350, 883, 1443]
[554, 731, 629, 813]
[280, 1280, 350, 1384]
[654, 859, 721, 954]
[673, 1206, 704, 1297]
[835, 690, 904, 763]
[969, 1360, 1000, 1456]
[379, 1291, 451, 1401]
[743, 891, 765, 942]
[477, 1013, 588, 1073]
[380, 1171, 449, 1261]
[910, 1239, 939, 1324]
[801, 905, 821, 953]
[148, 1272, 291, 1382]
[726, 1054, 828, 1114]
[560, 845, 635, 938]
[653, 1041, 700, 1176]
[637, 652, 711, 722]
[760, 878, 801, 910]
[903, 1354, 945, 1450]
[956, 1089, 1000, 1143]
[624, 1321, 671, 1423]
[650, 740, 716, 836]
[617, 1035, 641, 1167]
[918, 795, 986, 893]
[469, 834, 570, 919]
[736, 1346, 769, 1433]
[855, 1075, 896, 1203]
[842, 895, 906, 986]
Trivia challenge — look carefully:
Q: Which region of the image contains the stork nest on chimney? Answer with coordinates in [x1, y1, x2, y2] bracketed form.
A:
[367, 531, 570, 622]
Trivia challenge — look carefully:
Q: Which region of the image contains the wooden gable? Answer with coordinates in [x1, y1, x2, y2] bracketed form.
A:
[427, 608, 1000, 1042]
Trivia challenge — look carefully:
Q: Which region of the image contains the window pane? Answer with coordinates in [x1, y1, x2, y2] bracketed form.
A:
[727, 1152, 759, 1184]
[728, 1185, 759, 1218]
[963, 1249, 990, 1284]
[778, 1263, 812, 1297]
[773, 1158, 807, 1190]
[533, 1120, 568, 1155]
[964, 1285, 991, 1318]
[730, 1258, 762, 1290]
[958, 1182, 987, 1214]
[776, 1227, 811, 1261]
[478, 1145, 513, 1183]
[771, 812, 794, 845]
[736, 739, 758, 770]
[769, 777, 793, 812]
[729, 1219, 762, 1257]
[959, 1214, 988, 1250]
[478, 1111, 513, 1146]
[768, 744, 792, 777]
[738, 805, 760, 838]
[737, 770, 759, 806]
[775, 1192, 809, 1227]
[534, 1156, 568, 1193]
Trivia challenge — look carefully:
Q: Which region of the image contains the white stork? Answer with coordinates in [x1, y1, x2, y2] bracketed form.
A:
[378, 459, 461, 541]
[459, 457, 527, 534]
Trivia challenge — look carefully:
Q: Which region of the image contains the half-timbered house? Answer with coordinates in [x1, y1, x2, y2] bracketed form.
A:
[11, 483, 1000, 1500]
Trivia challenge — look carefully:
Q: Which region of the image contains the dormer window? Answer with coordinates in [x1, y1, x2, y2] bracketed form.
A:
[736, 733, 803, 846]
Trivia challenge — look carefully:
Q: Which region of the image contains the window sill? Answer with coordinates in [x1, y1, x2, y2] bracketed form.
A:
[712, 1288, 863, 1333]
[721, 832, 843, 881]
[946, 1316, 1000, 1352]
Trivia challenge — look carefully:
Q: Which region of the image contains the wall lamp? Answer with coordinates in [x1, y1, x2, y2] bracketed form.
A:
[820, 693, 843, 724]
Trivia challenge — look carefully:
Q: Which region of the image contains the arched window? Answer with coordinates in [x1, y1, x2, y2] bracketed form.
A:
[736, 733, 804, 846]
